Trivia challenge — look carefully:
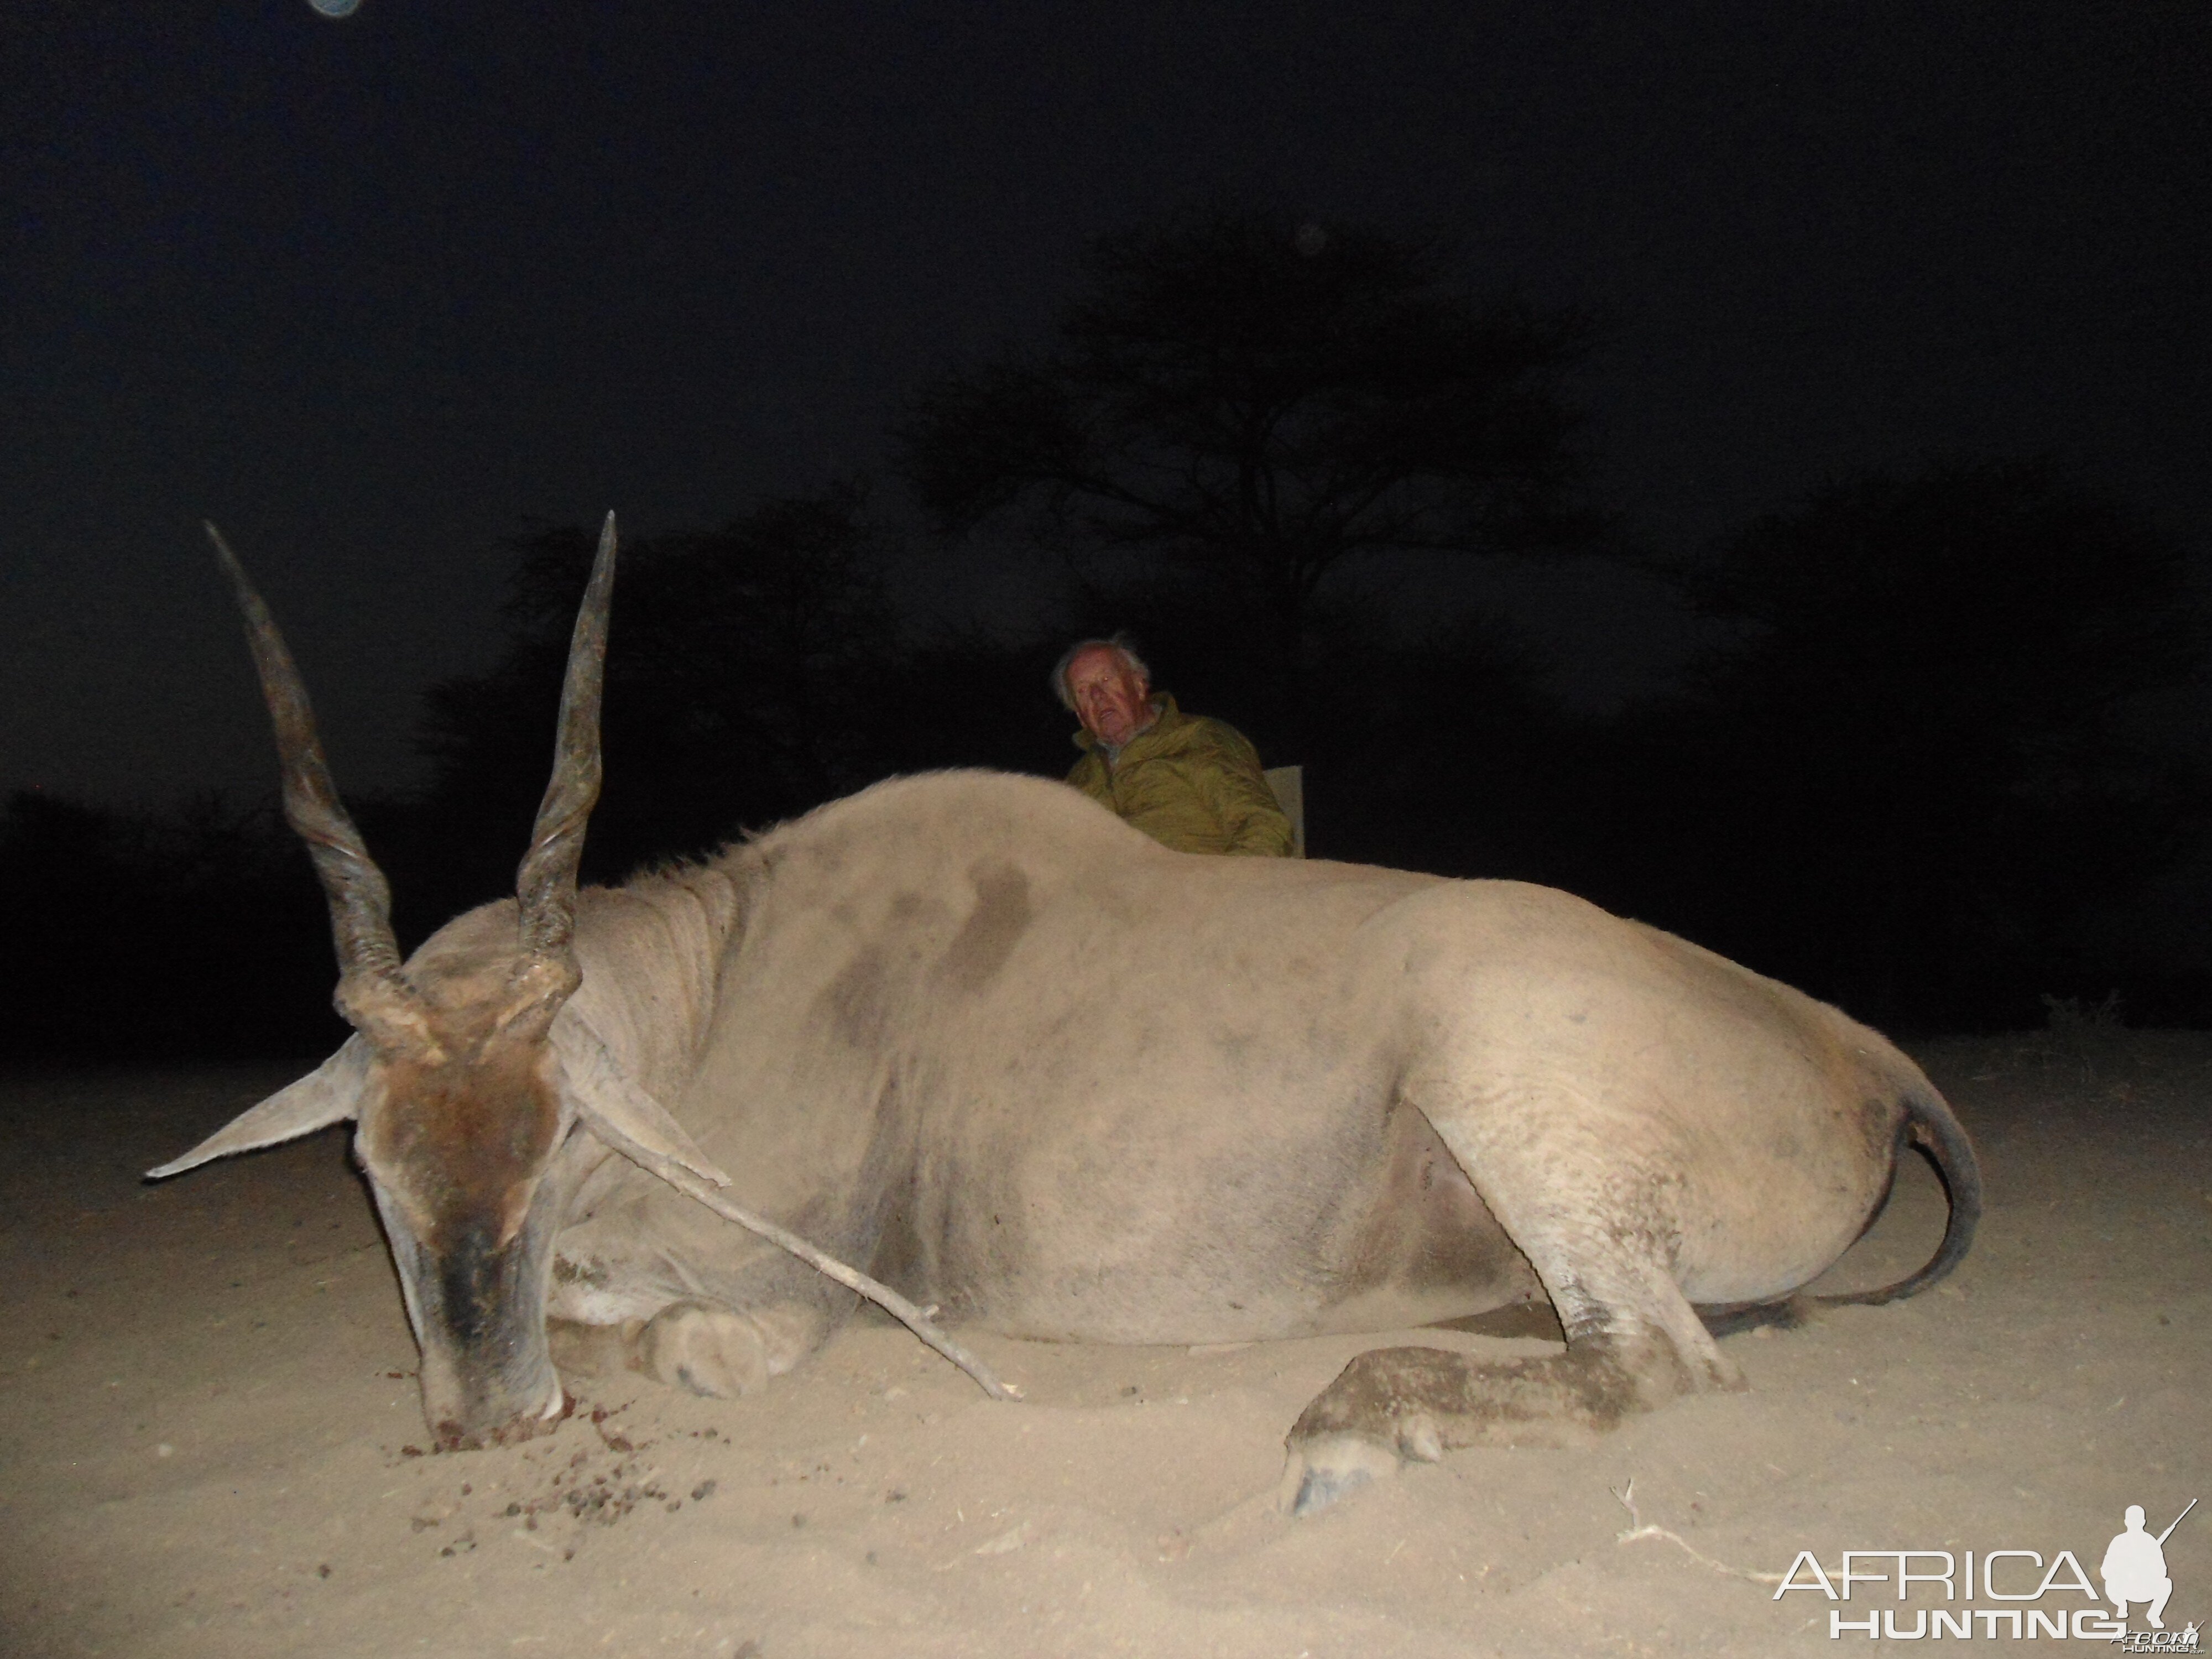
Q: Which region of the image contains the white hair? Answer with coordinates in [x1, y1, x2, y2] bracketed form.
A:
[1050, 634, 1151, 711]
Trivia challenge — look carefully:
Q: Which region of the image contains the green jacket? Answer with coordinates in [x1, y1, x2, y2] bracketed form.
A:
[1067, 696, 1295, 857]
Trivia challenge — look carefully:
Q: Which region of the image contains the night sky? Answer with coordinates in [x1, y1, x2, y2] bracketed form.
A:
[7, 1, 2206, 809]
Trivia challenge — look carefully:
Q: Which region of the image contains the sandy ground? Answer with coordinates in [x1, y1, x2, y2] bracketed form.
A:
[2, 1032, 2206, 1658]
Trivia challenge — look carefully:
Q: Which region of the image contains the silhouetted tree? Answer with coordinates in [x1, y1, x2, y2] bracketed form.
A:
[0, 793, 149, 1057]
[898, 205, 1593, 745]
[0, 790, 343, 1061]
[1639, 458, 2204, 1026]
[410, 484, 906, 923]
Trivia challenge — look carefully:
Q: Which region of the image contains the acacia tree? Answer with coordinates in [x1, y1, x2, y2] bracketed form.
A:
[898, 206, 1593, 717]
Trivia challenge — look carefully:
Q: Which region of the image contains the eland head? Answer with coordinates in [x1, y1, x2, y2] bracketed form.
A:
[150, 516, 728, 1448]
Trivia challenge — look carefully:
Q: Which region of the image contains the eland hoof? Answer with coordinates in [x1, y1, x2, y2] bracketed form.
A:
[637, 1302, 771, 1399]
[1281, 1432, 1404, 1517]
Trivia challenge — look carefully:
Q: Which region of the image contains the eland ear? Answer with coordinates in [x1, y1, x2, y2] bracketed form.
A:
[552, 1022, 732, 1190]
[147, 1037, 372, 1179]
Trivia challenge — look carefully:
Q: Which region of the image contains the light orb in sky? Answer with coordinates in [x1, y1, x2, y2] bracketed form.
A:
[308, 0, 362, 17]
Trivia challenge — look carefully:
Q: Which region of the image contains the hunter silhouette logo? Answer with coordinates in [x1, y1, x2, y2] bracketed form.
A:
[1776, 1496, 2198, 1644]
[2104, 1500, 2194, 1639]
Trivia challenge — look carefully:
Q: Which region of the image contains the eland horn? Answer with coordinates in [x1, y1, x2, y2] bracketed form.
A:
[205, 521, 432, 1052]
[501, 512, 618, 1031]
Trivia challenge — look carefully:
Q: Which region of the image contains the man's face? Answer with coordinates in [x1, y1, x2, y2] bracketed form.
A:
[1066, 646, 1153, 749]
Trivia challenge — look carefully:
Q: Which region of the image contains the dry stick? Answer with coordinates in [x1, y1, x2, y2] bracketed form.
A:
[1611, 1479, 1809, 1586]
[583, 1110, 1020, 1401]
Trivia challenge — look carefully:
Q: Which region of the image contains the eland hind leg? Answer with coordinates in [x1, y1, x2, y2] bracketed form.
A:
[1285, 1090, 1739, 1516]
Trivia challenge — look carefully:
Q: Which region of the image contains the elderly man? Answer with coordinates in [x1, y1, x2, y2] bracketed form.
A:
[1055, 636, 1295, 857]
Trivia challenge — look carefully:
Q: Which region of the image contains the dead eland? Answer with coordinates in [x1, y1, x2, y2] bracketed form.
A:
[155, 517, 1979, 1515]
